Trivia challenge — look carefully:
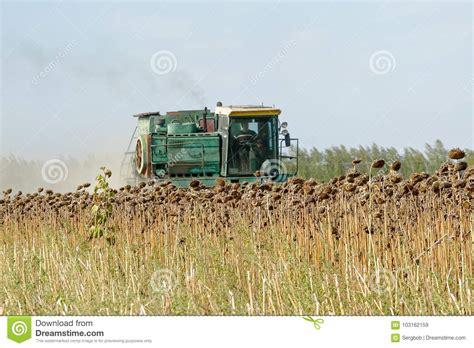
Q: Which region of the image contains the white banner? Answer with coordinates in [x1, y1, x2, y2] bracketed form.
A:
[1, 316, 472, 347]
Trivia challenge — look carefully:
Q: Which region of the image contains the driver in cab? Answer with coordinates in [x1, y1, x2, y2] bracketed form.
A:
[235, 120, 256, 139]
[232, 120, 257, 172]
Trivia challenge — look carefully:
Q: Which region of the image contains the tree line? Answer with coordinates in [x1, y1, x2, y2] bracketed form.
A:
[292, 140, 473, 182]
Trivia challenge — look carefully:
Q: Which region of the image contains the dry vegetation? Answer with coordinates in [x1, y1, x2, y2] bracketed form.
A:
[0, 151, 473, 315]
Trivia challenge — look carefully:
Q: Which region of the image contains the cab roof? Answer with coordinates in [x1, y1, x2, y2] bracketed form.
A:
[215, 105, 281, 117]
[133, 111, 160, 118]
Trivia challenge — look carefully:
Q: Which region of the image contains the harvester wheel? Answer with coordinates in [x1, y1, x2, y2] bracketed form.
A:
[135, 135, 152, 177]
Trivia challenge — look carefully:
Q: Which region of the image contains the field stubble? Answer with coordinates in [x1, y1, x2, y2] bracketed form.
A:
[0, 157, 473, 315]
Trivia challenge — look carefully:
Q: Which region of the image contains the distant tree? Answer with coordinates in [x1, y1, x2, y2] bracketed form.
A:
[424, 140, 447, 173]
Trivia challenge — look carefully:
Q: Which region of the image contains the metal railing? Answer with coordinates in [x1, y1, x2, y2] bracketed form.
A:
[120, 127, 138, 183]
[279, 138, 299, 176]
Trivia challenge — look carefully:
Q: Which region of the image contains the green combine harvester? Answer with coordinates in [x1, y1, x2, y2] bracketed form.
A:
[121, 102, 298, 187]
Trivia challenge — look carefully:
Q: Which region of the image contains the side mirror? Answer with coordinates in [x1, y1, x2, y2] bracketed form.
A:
[285, 133, 291, 147]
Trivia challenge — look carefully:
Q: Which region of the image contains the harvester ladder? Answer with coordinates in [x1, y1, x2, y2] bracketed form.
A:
[120, 126, 139, 184]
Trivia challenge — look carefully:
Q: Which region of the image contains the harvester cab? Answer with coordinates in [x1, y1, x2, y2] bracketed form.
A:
[120, 102, 298, 187]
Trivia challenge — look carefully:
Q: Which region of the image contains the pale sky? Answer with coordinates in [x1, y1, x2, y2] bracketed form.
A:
[1, 0, 472, 161]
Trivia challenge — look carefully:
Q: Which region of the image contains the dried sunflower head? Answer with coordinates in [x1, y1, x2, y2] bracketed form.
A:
[455, 161, 468, 172]
[371, 159, 385, 169]
[390, 160, 401, 171]
[448, 148, 465, 160]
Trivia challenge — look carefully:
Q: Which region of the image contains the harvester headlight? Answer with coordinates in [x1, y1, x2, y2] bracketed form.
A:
[281, 129, 289, 136]
[280, 122, 288, 129]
